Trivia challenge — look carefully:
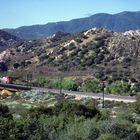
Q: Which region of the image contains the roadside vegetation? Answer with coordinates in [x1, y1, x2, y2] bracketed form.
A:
[33, 76, 136, 96]
[0, 96, 140, 140]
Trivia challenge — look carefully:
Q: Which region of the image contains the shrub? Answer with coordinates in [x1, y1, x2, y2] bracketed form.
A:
[85, 58, 94, 66]
[47, 57, 55, 63]
[53, 99, 100, 118]
[97, 133, 118, 140]
[100, 119, 139, 139]
[68, 43, 76, 51]
[81, 79, 101, 93]
[62, 79, 78, 91]
[60, 119, 100, 140]
[0, 117, 13, 140]
[0, 104, 14, 139]
[0, 62, 8, 71]
[88, 44, 97, 50]
[133, 95, 140, 114]
[75, 38, 82, 43]
[0, 104, 13, 119]
[106, 82, 130, 95]
[50, 79, 61, 89]
[13, 62, 20, 69]
[35, 77, 50, 87]
[28, 99, 100, 119]
[35, 77, 78, 91]
[100, 109, 111, 120]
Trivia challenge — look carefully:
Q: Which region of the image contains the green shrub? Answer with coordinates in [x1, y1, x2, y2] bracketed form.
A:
[53, 99, 100, 118]
[100, 109, 111, 120]
[97, 133, 118, 140]
[100, 119, 139, 139]
[51, 79, 61, 89]
[35, 77, 78, 91]
[35, 77, 51, 87]
[60, 119, 99, 140]
[29, 99, 100, 119]
[81, 79, 101, 92]
[106, 82, 130, 95]
[88, 44, 97, 50]
[62, 79, 78, 91]
[13, 62, 20, 69]
[133, 95, 140, 114]
[0, 104, 13, 119]
[0, 104, 14, 139]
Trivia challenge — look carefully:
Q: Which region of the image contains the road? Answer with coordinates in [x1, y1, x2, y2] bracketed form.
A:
[33, 87, 136, 103]
[0, 83, 136, 102]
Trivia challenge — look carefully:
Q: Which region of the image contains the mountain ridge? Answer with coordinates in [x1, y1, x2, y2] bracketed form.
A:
[3, 11, 140, 40]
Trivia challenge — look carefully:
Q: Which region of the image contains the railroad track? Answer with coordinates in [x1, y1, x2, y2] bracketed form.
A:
[0, 83, 136, 102]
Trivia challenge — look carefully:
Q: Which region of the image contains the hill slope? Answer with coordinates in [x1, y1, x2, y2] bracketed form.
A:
[4, 11, 140, 39]
[1, 28, 140, 83]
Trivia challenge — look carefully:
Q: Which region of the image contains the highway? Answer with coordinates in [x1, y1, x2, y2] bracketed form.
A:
[0, 83, 136, 102]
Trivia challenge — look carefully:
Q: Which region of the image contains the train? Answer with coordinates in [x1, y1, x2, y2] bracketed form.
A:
[0, 76, 13, 84]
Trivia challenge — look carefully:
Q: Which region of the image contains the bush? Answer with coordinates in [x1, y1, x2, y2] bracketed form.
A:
[133, 95, 140, 114]
[13, 62, 20, 69]
[97, 133, 118, 140]
[35, 77, 78, 91]
[81, 79, 101, 93]
[106, 82, 130, 95]
[0, 104, 14, 139]
[100, 109, 110, 120]
[0, 62, 8, 71]
[62, 79, 78, 91]
[0, 104, 13, 119]
[100, 119, 139, 139]
[88, 44, 97, 50]
[53, 99, 100, 118]
[35, 77, 51, 87]
[60, 119, 99, 140]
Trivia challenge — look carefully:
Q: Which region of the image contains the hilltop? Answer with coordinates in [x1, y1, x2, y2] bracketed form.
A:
[3, 11, 140, 40]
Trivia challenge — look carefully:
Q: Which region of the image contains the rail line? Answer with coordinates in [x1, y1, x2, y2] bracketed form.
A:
[0, 83, 136, 102]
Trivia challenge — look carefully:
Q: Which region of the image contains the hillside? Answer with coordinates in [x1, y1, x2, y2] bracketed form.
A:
[0, 28, 140, 84]
[3, 11, 140, 39]
[0, 30, 20, 52]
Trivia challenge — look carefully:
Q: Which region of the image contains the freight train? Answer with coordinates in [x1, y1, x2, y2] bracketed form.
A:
[0, 76, 13, 84]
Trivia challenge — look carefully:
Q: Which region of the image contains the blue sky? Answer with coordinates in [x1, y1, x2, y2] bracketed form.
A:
[0, 0, 140, 29]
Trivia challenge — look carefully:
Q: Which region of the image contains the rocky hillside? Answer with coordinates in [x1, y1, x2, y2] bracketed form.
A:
[1, 28, 140, 82]
[0, 30, 20, 52]
[4, 11, 140, 40]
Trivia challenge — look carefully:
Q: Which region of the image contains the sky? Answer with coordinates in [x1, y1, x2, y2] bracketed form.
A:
[0, 0, 140, 29]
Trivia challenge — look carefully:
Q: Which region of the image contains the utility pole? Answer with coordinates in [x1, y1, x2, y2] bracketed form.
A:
[27, 73, 32, 89]
[102, 81, 105, 108]
[26, 74, 29, 87]
[59, 76, 63, 94]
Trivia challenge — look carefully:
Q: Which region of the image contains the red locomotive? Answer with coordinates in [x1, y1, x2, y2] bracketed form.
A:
[1, 76, 13, 84]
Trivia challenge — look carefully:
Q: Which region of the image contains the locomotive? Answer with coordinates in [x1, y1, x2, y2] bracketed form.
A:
[0, 76, 13, 84]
